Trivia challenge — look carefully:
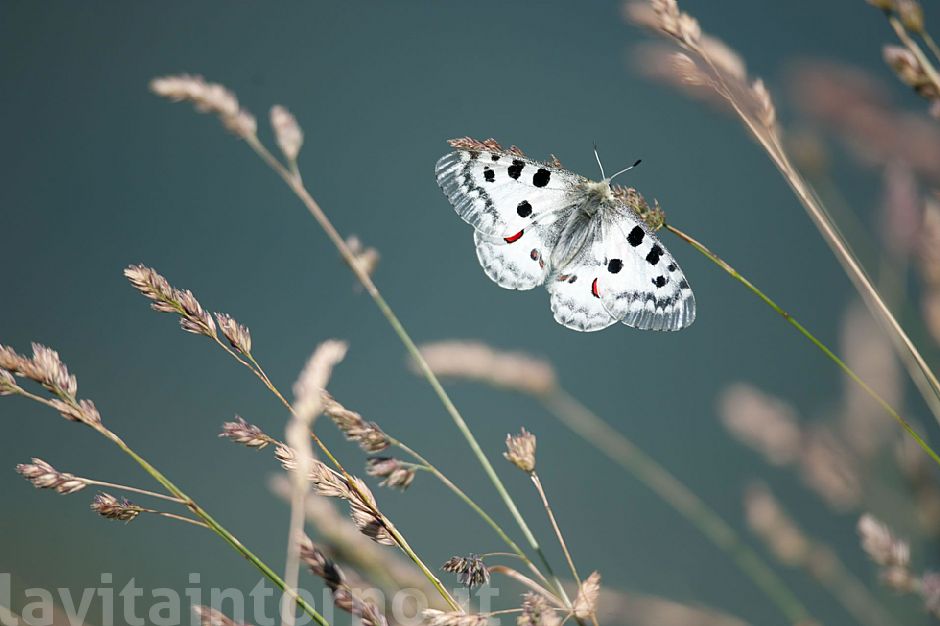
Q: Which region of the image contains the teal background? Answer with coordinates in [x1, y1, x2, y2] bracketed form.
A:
[1, 1, 938, 625]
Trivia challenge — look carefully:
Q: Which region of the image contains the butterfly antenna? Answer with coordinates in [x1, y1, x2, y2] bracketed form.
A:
[609, 159, 642, 182]
[593, 143, 607, 180]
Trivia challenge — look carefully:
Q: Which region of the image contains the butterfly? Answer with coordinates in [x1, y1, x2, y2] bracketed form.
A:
[435, 138, 695, 332]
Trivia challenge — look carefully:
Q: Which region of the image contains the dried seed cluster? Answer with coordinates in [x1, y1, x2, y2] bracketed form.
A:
[16, 458, 86, 494]
[300, 536, 387, 626]
[322, 392, 390, 453]
[504, 429, 537, 474]
[0, 343, 101, 427]
[441, 555, 490, 589]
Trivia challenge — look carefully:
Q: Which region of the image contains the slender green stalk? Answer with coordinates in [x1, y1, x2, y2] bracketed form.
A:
[530, 473, 582, 588]
[81, 479, 187, 504]
[389, 437, 555, 593]
[537, 387, 811, 626]
[242, 134, 574, 610]
[14, 388, 330, 626]
[148, 510, 210, 528]
[666, 224, 940, 468]
[234, 349, 461, 612]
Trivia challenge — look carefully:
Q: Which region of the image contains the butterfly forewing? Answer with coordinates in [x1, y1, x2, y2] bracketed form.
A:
[435, 149, 581, 239]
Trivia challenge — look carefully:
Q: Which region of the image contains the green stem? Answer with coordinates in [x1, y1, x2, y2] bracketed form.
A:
[666, 224, 940, 468]
[100, 427, 330, 626]
[537, 388, 811, 625]
[243, 134, 574, 610]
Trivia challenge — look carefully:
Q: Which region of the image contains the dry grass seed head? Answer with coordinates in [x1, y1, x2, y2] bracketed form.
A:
[150, 75, 256, 138]
[717, 383, 802, 466]
[417, 341, 557, 396]
[858, 514, 910, 568]
[573, 571, 601, 619]
[0, 369, 17, 395]
[504, 429, 537, 473]
[744, 482, 810, 566]
[270, 105, 304, 163]
[220, 416, 275, 449]
[92, 492, 144, 522]
[422, 610, 488, 626]
[347, 477, 394, 546]
[441, 555, 490, 588]
[292, 340, 349, 423]
[16, 458, 86, 494]
[124, 265, 217, 339]
[345, 235, 381, 278]
[214, 313, 252, 355]
[799, 426, 862, 511]
[322, 392, 390, 452]
[365, 457, 416, 490]
[193, 606, 250, 626]
[518, 592, 561, 626]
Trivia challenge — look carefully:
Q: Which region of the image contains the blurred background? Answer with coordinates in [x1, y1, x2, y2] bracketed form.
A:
[2, 1, 940, 624]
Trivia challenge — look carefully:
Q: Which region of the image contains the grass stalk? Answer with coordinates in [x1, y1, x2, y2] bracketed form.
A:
[666, 224, 940, 468]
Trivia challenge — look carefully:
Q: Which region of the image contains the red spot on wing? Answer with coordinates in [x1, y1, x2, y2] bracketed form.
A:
[591, 277, 600, 298]
[504, 229, 524, 243]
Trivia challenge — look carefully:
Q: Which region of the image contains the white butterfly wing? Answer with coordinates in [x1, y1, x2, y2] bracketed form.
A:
[436, 148, 581, 290]
[594, 214, 695, 330]
[474, 228, 552, 290]
[435, 149, 581, 238]
[547, 219, 619, 331]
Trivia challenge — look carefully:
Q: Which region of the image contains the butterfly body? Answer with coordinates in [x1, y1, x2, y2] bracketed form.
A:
[435, 138, 695, 332]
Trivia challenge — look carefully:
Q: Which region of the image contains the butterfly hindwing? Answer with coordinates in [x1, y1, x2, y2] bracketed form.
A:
[590, 214, 695, 331]
[474, 227, 554, 290]
[547, 220, 618, 331]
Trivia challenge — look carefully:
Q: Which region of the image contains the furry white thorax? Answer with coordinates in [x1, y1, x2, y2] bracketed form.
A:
[579, 179, 615, 216]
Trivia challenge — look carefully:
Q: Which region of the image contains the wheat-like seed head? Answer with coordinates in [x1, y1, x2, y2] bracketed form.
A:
[150, 75, 256, 138]
[504, 429, 537, 474]
[16, 458, 87, 494]
[572, 571, 601, 619]
[91, 492, 144, 522]
[417, 341, 557, 396]
[270, 105, 304, 163]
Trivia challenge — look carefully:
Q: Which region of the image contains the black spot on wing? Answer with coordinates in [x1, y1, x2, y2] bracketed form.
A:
[667, 263, 677, 272]
[627, 226, 644, 247]
[483, 167, 495, 182]
[646, 245, 663, 265]
[533, 168, 551, 187]
[653, 276, 667, 288]
[607, 259, 623, 274]
[508, 159, 524, 180]
[517, 200, 532, 217]
[491, 154, 500, 161]
[679, 279, 690, 290]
